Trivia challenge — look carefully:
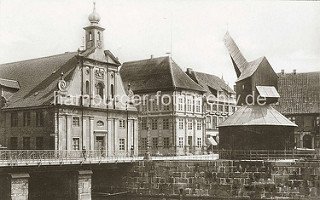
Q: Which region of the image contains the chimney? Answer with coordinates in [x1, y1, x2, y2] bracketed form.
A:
[293, 69, 296, 75]
[281, 69, 284, 75]
[186, 68, 193, 75]
[150, 55, 154, 59]
[233, 85, 236, 93]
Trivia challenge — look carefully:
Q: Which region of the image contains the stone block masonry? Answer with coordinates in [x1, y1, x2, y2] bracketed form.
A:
[120, 160, 320, 199]
[9, 173, 30, 200]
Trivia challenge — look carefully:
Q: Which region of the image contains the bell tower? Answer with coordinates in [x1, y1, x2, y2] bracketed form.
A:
[84, 2, 105, 50]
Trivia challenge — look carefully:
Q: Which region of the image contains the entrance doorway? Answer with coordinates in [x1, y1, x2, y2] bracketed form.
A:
[95, 136, 105, 151]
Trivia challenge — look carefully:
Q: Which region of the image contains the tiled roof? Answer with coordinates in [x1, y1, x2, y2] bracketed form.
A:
[120, 56, 205, 93]
[218, 104, 297, 127]
[0, 78, 20, 89]
[186, 70, 235, 95]
[0, 52, 78, 109]
[274, 71, 320, 114]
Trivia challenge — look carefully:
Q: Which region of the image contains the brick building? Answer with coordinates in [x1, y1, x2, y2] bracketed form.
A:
[275, 70, 320, 149]
[120, 56, 206, 155]
[185, 68, 237, 148]
[0, 5, 138, 155]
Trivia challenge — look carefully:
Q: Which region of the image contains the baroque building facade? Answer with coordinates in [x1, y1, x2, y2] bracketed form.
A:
[120, 56, 206, 156]
[0, 5, 138, 156]
[185, 68, 237, 148]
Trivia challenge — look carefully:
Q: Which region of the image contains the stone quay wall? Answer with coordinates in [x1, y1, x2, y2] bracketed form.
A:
[119, 160, 320, 199]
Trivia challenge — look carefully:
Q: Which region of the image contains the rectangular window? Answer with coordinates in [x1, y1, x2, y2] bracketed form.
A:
[232, 106, 236, 113]
[212, 116, 217, 129]
[72, 138, 80, 150]
[206, 116, 211, 129]
[316, 116, 320, 126]
[119, 119, 126, 128]
[218, 117, 224, 125]
[178, 137, 184, 148]
[36, 111, 44, 127]
[197, 138, 202, 148]
[152, 138, 158, 149]
[23, 112, 31, 126]
[207, 104, 211, 112]
[151, 119, 158, 130]
[197, 120, 202, 130]
[10, 137, 18, 150]
[141, 118, 147, 130]
[179, 119, 184, 129]
[141, 138, 147, 150]
[218, 105, 223, 112]
[196, 100, 201, 112]
[225, 105, 229, 113]
[152, 101, 158, 111]
[119, 139, 125, 150]
[163, 97, 170, 111]
[73, 117, 80, 126]
[36, 137, 43, 150]
[163, 137, 169, 148]
[163, 118, 169, 129]
[188, 136, 192, 146]
[187, 99, 192, 112]
[141, 98, 148, 112]
[11, 112, 18, 127]
[23, 137, 30, 150]
[188, 120, 193, 130]
[178, 98, 183, 111]
[212, 104, 217, 111]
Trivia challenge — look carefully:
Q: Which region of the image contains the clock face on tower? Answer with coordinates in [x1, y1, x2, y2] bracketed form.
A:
[97, 40, 102, 48]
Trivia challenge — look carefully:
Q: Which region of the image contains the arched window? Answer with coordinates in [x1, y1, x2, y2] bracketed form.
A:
[96, 82, 104, 98]
[111, 84, 114, 98]
[97, 32, 101, 41]
[85, 81, 90, 94]
[89, 32, 92, 41]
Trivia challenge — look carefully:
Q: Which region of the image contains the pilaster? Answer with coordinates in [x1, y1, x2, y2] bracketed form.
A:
[9, 173, 30, 200]
[89, 117, 94, 151]
[67, 115, 72, 150]
[76, 170, 93, 200]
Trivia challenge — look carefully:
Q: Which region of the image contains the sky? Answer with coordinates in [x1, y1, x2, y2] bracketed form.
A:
[0, 0, 319, 87]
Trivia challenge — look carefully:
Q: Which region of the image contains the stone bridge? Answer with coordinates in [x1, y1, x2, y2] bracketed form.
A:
[0, 150, 319, 200]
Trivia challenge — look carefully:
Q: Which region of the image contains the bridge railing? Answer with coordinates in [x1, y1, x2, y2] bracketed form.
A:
[215, 149, 320, 160]
[0, 150, 141, 164]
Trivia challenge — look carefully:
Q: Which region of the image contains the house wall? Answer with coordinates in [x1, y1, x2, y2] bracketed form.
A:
[251, 58, 278, 93]
[136, 90, 205, 156]
[2, 108, 55, 150]
[235, 78, 252, 106]
[286, 113, 320, 149]
[57, 107, 138, 156]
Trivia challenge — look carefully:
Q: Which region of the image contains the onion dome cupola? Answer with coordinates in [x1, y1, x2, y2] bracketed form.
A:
[88, 2, 101, 24]
[84, 2, 105, 50]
